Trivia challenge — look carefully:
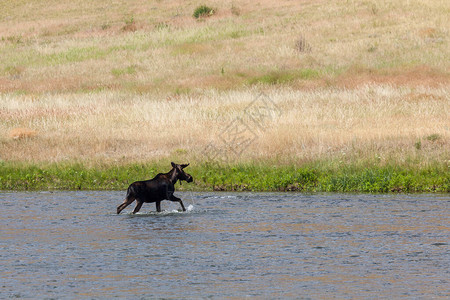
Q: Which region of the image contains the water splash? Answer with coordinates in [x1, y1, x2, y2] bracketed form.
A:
[169, 204, 194, 213]
[128, 204, 195, 216]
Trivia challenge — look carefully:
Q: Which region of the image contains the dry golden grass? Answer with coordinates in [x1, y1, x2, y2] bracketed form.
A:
[1, 86, 448, 165]
[1, 0, 448, 93]
[0, 0, 449, 165]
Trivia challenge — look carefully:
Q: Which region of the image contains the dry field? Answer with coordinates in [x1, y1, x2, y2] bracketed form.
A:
[1, 86, 448, 166]
[0, 0, 449, 166]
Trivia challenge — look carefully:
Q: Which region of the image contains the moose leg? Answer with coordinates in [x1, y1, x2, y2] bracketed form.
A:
[169, 195, 186, 212]
[117, 196, 135, 214]
[132, 200, 143, 214]
[156, 201, 162, 213]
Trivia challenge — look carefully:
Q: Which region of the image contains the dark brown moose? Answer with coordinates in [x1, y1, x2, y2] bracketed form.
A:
[117, 162, 193, 214]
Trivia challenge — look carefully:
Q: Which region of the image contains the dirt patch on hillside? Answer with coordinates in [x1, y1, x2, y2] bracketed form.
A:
[332, 65, 449, 89]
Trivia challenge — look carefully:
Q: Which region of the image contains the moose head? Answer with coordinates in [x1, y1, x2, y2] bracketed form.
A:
[170, 162, 193, 184]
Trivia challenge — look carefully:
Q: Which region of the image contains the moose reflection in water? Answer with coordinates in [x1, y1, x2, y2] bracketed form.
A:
[116, 162, 193, 214]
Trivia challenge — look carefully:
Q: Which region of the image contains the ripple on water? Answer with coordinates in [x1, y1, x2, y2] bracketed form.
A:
[0, 192, 449, 298]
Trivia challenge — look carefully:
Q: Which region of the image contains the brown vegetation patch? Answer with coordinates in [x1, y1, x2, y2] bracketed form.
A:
[0, 76, 118, 94]
[404, 92, 445, 103]
[9, 128, 37, 140]
[121, 18, 138, 32]
[334, 65, 449, 89]
[419, 27, 438, 38]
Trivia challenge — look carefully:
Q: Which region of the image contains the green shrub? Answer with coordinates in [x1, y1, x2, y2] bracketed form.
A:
[248, 69, 319, 85]
[193, 5, 215, 19]
[426, 134, 440, 142]
[414, 140, 422, 150]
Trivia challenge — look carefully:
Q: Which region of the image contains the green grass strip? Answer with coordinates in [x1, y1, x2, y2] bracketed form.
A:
[1, 161, 448, 192]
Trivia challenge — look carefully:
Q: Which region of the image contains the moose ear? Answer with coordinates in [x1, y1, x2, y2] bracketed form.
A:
[171, 162, 176, 168]
[181, 163, 190, 169]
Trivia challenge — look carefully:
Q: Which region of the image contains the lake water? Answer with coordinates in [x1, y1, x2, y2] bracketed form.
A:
[1, 192, 449, 298]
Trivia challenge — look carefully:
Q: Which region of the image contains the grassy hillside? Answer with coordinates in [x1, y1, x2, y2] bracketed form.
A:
[1, 0, 448, 93]
[0, 0, 449, 191]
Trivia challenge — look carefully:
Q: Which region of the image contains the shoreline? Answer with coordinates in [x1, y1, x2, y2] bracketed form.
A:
[1, 161, 448, 193]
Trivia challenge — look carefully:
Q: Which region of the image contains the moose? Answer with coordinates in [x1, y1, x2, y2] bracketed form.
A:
[117, 162, 193, 214]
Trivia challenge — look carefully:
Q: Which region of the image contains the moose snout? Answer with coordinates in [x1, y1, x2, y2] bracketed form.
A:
[186, 175, 193, 183]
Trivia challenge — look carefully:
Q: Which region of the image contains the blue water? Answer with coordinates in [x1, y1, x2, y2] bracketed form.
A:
[1, 192, 449, 298]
